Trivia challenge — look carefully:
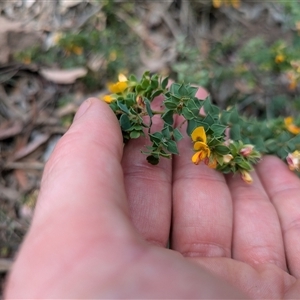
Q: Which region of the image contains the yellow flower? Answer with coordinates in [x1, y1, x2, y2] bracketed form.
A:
[286, 150, 300, 171]
[103, 95, 114, 103]
[191, 127, 211, 165]
[212, 0, 240, 9]
[108, 81, 128, 94]
[275, 54, 285, 64]
[284, 117, 300, 135]
[191, 126, 207, 143]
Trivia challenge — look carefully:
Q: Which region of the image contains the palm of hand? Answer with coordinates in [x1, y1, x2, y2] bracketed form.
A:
[5, 98, 300, 299]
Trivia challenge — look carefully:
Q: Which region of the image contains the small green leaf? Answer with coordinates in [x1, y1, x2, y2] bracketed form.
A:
[162, 126, 171, 139]
[230, 124, 241, 140]
[129, 74, 137, 82]
[236, 158, 252, 171]
[214, 145, 230, 155]
[151, 90, 162, 99]
[150, 78, 159, 90]
[120, 114, 131, 131]
[203, 113, 215, 126]
[173, 128, 183, 141]
[149, 132, 163, 144]
[164, 101, 178, 110]
[145, 99, 153, 118]
[220, 110, 231, 125]
[187, 85, 198, 98]
[178, 84, 189, 97]
[169, 83, 181, 95]
[162, 110, 174, 125]
[117, 101, 130, 114]
[130, 131, 141, 139]
[166, 140, 179, 155]
[182, 107, 195, 120]
[211, 124, 226, 137]
[161, 76, 169, 89]
[229, 107, 239, 124]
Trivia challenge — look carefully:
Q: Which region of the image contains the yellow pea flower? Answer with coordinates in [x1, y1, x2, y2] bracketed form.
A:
[284, 117, 300, 135]
[103, 95, 114, 103]
[191, 127, 211, 165]
[108, 81, 128, 94]
[191, 126, 207, 143]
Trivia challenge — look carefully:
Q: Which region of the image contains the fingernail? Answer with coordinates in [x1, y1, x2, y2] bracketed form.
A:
[74, 99, 93, 121]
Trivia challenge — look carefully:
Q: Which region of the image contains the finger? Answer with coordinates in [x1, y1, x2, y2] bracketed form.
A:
[6, 99, 140, 296]
[122, 95, 172, 247]
[171, 123, 233, 258]
[256, 155, 300, 277]
[227, 168, 287, 270]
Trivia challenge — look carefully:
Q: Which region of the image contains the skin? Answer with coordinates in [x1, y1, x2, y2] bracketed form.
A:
[4, 89, 300, 299]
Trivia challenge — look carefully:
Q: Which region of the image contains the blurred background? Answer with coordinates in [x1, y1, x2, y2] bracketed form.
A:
[1, 0, 300, 293]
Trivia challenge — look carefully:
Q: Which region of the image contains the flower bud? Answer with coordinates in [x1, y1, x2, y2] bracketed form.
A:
[223, 154, 233, 164]
[136, 95, 145, 109]
[240, 144, 254, 157]
[286, 150, 300, 171]
[240, 170, 253, 184]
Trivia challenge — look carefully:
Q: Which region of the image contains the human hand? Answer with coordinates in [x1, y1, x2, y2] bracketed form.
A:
[4, 92, 300, 298]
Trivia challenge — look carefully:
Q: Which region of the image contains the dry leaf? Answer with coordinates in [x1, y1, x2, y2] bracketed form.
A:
[40, 68, 87, 84]
[14, 133, 50, 160]
[0, 17, 23, 33]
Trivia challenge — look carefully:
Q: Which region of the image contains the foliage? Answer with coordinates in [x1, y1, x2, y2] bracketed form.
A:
[104, 71, 300, 183]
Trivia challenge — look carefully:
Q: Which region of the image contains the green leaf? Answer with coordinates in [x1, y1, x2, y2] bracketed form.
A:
[220, 110, 231, 125]
[164, 101, 178, 110]
[117, 101, 130, 114]
[229, 107, 239, 124]
[161, 76, 169, 89]
[162, 126, 171, 139]
[162, 110, 174, 125]
[203, 97, 220, 116]
[182, 107, 195, 120]
[186, 98, 201, 114]
[130, 131, 141, 139]
[276, 147, 289, 160]
[235, 158, 252, 170]
[141, 78, 150, 89]
[166, 140, 179, 155]
[129, 74, 137, 82]
[151, 90, 162, 99]
[211, 124, 226, 137]
[169, 83, 181, 95]
[149, 132, 163, 144]
[173, 128, 183, 141]
[214, 145, 230, 155]
[230, 124, 241, 140]
[203, 113, 215, 126]
[144, 99, 153, 118]
[120, 114, 131, 131]
[278, 132, 292, 143]
[251, 136, 266, 152]
[187, 85, 198, 97]
[178, 84, 189, 97]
